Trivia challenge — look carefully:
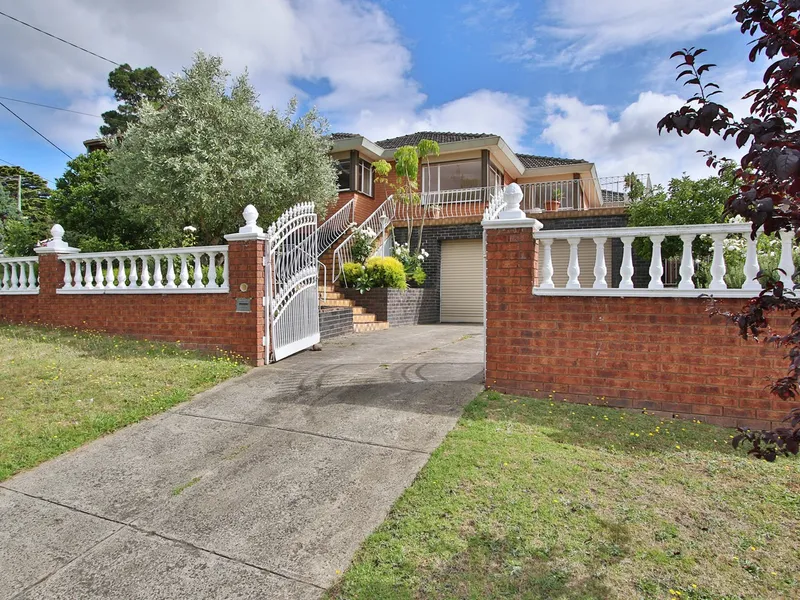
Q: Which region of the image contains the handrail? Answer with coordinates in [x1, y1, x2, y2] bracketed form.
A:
[332, 196, 395, 283]
[318, 199, 356, 257]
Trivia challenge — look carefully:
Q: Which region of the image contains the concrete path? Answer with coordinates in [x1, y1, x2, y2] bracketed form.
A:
[1, 324, 483, 599]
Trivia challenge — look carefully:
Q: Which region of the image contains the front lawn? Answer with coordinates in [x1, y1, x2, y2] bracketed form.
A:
[330, 391, 800, 600]
[0, 324, 247, 481]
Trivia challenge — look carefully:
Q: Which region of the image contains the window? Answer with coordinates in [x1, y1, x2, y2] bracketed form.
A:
[337, 159, 351, 191]
[422, 159, 482, 193]
[489, 163, 503, 191]
[356, 159, 373, 196]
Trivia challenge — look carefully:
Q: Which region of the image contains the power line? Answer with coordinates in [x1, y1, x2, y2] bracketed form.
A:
[0, 95, 102, 118]
[0, 157, 13, 166]
[0, 101, 73, 160]
[0, 10, 120, 66]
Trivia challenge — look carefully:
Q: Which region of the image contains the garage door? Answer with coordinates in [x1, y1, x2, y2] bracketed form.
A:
[440, 239, 484, 323]
[543, 238, 612, 288]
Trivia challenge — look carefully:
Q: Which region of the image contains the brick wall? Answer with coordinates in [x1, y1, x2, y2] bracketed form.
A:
[341, 288, 438, 326]
[0, 240, 266, 365]
[319, 306, 353, 340]
[484, 225, 788, 429]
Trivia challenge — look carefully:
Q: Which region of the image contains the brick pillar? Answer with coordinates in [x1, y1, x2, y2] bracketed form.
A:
[225, 238, 266, 366]
[34, 224, 79, 327]
[483, 183, 542, 390]
[225, 204, 268, 366]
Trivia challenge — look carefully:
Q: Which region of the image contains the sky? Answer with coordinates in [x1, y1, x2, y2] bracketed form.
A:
[0, 0, 758, 188]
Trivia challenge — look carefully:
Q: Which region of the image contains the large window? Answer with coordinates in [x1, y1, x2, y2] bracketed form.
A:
[421, 159, 482, 193]
[356, 159, 373, 196]
[336, 159, 351, 191]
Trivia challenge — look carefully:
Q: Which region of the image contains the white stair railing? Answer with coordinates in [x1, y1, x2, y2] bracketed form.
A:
[0, 257, 39, 294]
[534, 223, 778, 297]
[332, 196, 395, 283]
[58, 246, 229, 293]
[318, 198, 355, 256]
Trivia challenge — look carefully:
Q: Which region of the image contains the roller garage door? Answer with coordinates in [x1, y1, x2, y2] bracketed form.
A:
[440, 239, 484, 323]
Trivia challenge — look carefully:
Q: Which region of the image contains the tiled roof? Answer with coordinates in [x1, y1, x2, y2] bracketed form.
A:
[375, 131, 495, 148]
[329, 132, 360, 140]
[515, 153, 588, 168]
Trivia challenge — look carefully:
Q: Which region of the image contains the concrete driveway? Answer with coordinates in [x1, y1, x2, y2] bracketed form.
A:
[0, 324, 483, 599]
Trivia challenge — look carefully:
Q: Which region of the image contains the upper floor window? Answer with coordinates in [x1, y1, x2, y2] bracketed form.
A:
[421, 159, 482, 193]
[356, 159, 373, 196]
[337, 159, 351, 191]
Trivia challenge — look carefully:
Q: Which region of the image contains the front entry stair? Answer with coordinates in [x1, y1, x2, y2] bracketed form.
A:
[319, 285, 389, 333]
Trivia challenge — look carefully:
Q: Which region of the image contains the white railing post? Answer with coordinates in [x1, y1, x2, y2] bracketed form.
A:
[593, 237, 607, 289]
[117, 258, 127, 287]
[678, 234, 696, 290]
[648, 235, 664, 289]
[743, 233, 761, 290]
[779, 229, 795, 289]
[540, 239, 554, 289]
[192, 253, 203, 289]
[566, 238, 581, 289]
[620, 236, 634, 289]
[709, 233, 728, 290]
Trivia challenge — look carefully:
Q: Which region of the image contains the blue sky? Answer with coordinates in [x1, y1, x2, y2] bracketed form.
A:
[0, 0, 754, 187]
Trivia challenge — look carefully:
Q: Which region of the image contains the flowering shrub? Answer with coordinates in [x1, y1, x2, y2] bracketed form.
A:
[391, 241, 429, 287]
[349, 223, 377, 264]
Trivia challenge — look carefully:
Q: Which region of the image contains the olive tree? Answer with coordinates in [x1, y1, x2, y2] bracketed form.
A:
[107, 52, 338, 245]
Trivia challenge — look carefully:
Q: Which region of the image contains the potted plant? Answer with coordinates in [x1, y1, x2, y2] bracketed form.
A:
[545, 188, 563, 211]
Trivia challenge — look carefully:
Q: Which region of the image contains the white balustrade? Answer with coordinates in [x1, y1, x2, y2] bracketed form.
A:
[0, 257, 39, 294]
[533, 223, 798, 298]
[58, 246, 229, 294]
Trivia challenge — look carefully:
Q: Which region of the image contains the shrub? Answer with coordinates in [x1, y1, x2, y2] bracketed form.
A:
[411, 266, 427, 287]
[365, 256, 407, 289]
[350, 225, 378, 264]
[342, 262, 365, 287]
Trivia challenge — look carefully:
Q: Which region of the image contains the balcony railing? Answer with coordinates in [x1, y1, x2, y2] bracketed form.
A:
[390, 174, 651, 223]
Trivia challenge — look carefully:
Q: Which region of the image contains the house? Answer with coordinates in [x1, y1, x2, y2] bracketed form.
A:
[322, 131, 648, 324]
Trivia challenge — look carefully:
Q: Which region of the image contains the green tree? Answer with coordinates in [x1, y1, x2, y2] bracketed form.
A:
[0, 166, 53, 255]
[107, 53, 338, 245]
[627, 169, 738, 260]
[100, 64, 166, 136]
[49, 152, 164, 252]
[0, 184, 21, 252]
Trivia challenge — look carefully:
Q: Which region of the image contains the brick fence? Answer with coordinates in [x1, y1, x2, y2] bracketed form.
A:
[0, 238, 266, 366]
[484, 223, 789, 430]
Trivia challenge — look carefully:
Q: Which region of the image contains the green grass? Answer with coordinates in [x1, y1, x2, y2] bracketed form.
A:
[0, 324, 247, 482]
[329, 391, 800, 600]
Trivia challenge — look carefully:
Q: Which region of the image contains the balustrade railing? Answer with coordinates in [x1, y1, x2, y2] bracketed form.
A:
[318, 198, 355, 256]
[393, 186, 502, 221]
[0, 257, 38, 294]
[332, 196, 395, 282]
[58, 246, 229, 294]
[534, 223, 786, 297]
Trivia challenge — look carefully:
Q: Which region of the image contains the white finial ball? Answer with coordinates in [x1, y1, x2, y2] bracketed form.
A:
[243, 204, 259, 225]
[51, 224, 65, 240]
[503, 183, 523, 211]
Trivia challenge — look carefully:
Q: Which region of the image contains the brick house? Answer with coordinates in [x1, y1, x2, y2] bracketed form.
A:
[323, 131, 647, 324]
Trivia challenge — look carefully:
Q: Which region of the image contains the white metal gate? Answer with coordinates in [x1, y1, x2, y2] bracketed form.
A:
[265, 202, 320, 362]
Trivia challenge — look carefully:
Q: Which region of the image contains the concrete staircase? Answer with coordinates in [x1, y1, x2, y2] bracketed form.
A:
[319, 285, 389, 333]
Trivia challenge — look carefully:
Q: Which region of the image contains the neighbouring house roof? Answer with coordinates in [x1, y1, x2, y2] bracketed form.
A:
[374, 131, 495, 149]
[329, 132, 360, 140]
[515, 153, 588, 169]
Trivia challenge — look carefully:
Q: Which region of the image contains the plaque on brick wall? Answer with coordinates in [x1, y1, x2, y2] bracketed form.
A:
[236, 298, 251, 313]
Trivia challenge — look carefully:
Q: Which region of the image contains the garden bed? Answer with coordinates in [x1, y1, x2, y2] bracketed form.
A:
[341, 287, 438, 326]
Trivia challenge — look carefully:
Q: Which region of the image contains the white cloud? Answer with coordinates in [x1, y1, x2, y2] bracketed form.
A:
[504, 0, 735, 67]
[348, 89, 533, 148]
[0, 0, 530, 161]
[540, 66, 758, 184]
